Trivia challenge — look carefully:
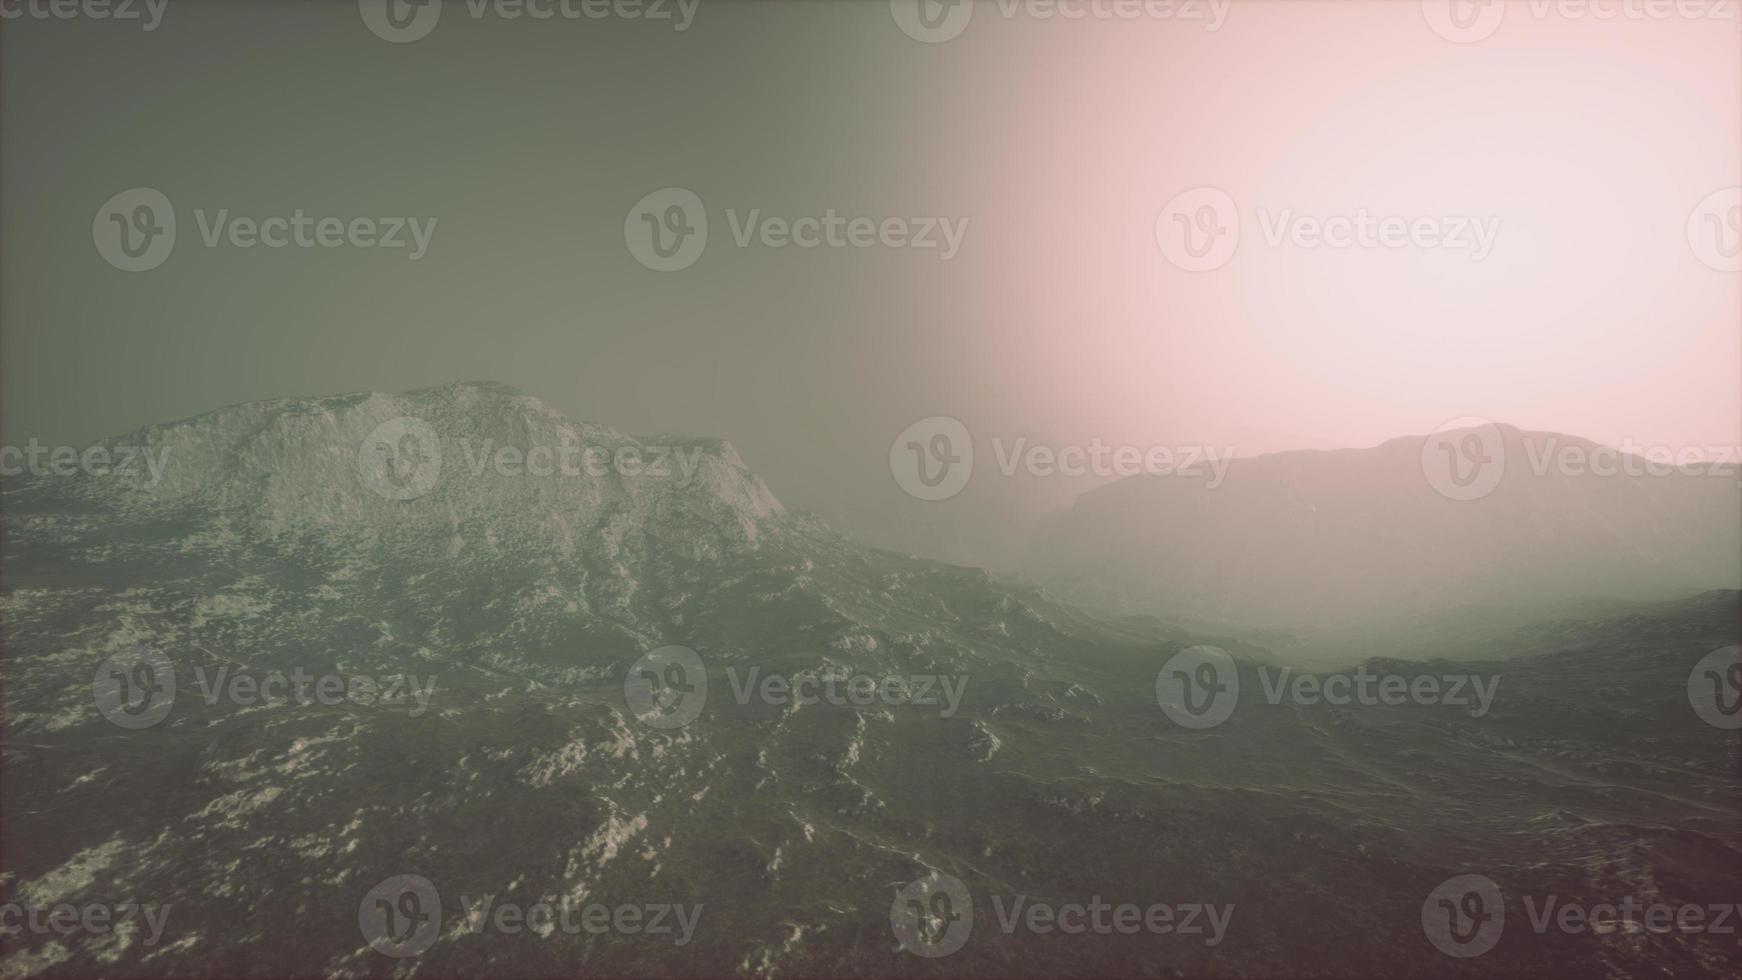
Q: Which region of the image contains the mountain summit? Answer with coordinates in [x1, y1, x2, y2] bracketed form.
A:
[30, 379, 785, 546]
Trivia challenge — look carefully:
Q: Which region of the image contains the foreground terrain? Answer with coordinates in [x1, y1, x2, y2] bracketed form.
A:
[2, 384, 1737, 977]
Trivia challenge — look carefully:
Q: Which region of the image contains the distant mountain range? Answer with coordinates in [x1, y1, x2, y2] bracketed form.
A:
[2, 385, 1736, 977]
[1026, 423, 1741, 631]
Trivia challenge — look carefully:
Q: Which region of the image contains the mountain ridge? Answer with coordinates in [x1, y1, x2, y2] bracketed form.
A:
[16, 380, 786, 547]
[1026, 420, 1741, 629]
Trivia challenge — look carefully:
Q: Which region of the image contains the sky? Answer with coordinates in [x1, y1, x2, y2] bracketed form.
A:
[3, 0, 1739, 567]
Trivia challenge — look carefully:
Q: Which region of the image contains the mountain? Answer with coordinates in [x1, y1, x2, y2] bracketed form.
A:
[2, 388, 1737, 978]
[1025, 423, 1741, 631]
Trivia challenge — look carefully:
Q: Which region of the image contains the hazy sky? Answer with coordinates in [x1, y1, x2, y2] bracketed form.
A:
[4, 0, 1738, 565]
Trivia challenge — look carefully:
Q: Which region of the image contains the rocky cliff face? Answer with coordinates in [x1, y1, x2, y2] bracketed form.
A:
[7, 381, 795, 669]
[60, 379, 784, 545]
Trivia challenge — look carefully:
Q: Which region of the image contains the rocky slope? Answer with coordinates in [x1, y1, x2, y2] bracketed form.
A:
[1, 388, 1736, 978]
